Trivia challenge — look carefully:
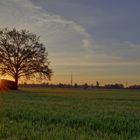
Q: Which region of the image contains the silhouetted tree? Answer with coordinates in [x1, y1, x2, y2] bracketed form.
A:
[128, 85, 140, 89]
[104, 83, 124, 89]
[83, 83, 88, 89]
[0, 28, 52, 89]
[96, 81, 99, 88]
[74, 83, 78, 88]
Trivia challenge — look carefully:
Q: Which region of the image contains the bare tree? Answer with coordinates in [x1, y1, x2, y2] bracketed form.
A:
[0, 28, 52, 89]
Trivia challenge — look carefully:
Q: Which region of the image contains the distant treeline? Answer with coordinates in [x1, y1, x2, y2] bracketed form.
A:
[19, 82, 140, 89]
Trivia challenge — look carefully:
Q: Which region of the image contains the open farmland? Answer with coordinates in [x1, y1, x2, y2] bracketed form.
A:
[0, 88, 140, 140]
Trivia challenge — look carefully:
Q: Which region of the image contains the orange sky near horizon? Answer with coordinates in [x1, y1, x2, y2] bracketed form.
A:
[1, 72, 139, 86]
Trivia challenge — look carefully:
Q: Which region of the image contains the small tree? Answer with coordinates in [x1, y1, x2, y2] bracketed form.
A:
[74, 83, 78, 88]
[96, 81, 99, 88]
[0, 28, 52, 89]
[83, 83, 88, 89]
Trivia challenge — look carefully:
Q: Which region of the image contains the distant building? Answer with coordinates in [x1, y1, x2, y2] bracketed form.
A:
[0, 79, 17, 90]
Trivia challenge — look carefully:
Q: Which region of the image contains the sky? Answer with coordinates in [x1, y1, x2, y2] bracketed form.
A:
[0, 0, 140, 85]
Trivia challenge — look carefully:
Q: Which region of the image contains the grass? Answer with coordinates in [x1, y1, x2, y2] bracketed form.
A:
[0, 88, 140, 140]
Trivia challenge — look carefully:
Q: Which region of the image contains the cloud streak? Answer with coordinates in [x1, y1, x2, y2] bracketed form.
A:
[0, 0, 93, 65]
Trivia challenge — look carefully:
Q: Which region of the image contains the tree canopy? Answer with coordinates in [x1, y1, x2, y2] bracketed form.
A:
[0, 28, 52, 89]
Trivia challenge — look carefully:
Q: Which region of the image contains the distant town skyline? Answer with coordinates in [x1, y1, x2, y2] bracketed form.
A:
[0, 0, 140, 85]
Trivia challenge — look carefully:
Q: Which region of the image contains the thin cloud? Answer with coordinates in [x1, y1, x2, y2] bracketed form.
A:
[0, 0, 94, 65]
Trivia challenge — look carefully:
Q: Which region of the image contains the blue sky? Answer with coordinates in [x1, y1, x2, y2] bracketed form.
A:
[0, 0, 140, 85]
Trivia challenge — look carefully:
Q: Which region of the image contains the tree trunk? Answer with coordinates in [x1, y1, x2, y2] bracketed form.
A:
[15, 76, 18, 90]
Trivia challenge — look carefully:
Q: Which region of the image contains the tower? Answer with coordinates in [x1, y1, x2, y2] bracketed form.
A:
[71, 72, 73, 86]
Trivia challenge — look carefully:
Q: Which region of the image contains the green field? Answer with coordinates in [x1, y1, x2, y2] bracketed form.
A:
[0, 88, 140, 140]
